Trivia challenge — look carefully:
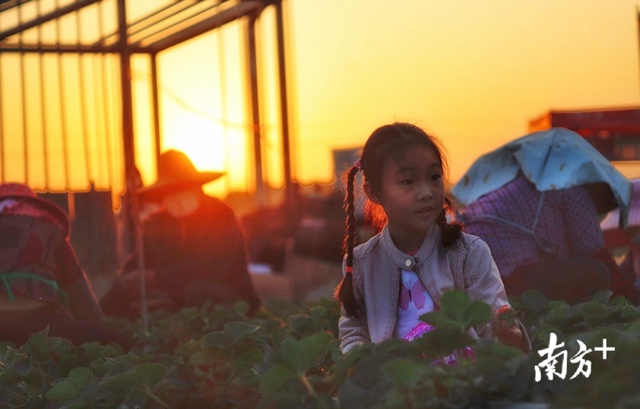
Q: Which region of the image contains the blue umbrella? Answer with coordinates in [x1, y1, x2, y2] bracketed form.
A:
[451, 127, 632, 228]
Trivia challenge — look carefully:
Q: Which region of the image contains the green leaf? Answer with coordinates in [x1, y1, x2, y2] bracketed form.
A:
[298, 332, 331, 369]
[419, 311, 439, 326]
[40, 336, 70, 353]
[233, 299, 251, 314]
[438, 290, 491, 331]
[40, 336, 74, 355]
[188, 349, 218, 366]
[259, 364, 296, 396]
[201, 331, 230, 348]
[464, 300, 492, 328]
[80, 342, 118, 362]
[176, 339, 204, 355]
[520, 290, 549, 313]
[626, 320, 640, 336]
[309, 305, 328, 317]
[592, 291, 613, 304]
[14, 358, 32, 376]
[24, 327, 50, 349]
[384, 358, 424, 387]
[46, 380, 80, 401]
[99, 370, 142, 390]
[414, 326, 475, 357]
[223, 321, 260, 343]
[134, 363, 166, 387]
[68, 367, 93, 388]
[440, 290, 472, 322]
[58, 398, 87, 409]
[279, 332, 330, 375]
[281, 337, 304, 374]
[235, 347, 264, 366]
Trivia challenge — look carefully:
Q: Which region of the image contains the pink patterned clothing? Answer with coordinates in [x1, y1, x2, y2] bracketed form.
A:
[459, 175, 606, 278]
[393, 270, 434, 339]
[458, 174, 639, 303]
[0, 214, 81, 304]
[0, 199, 66, 234]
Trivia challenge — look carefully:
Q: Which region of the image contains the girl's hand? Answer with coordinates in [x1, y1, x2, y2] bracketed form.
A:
[491, 305, 529, 353]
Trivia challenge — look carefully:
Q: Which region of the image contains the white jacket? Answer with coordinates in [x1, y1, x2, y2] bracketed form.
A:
[339, 224, 521, 353]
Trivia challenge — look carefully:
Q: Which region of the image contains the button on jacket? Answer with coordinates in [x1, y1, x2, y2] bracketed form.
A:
[339, 224, 518, 353]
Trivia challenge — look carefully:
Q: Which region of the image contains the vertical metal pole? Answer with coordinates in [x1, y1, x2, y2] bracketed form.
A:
[0, 3, 3, 182]
[637, 6, 640, 98]
[118, 0, 136, 218]
[217, 29, 230, 194]
[0, 54, 4, 181]
[117, 0, 148, 329]
[247, 14, 264, 204]
[56, 0, 70, 189]
[37, 0, 50, 189]
[18, 1, 29, 184]
[110, 56, 124, 200]
[77, 7, 91, 186]
[92, 53, 103, 184]
[150, 53, 161, 165]
[274, 0, 292, 199]
[99, 1, 113, 190]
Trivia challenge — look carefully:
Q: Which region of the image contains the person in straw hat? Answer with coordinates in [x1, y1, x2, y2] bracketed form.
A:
[101, 150, 260, 317]
[0, 182, 130, 349]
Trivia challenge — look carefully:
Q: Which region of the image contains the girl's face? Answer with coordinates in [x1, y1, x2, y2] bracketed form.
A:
[365, 145, 445, 252]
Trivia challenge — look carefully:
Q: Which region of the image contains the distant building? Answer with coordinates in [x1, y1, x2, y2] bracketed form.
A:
[530, 106, 640, 178]
[529, 106, 640, 161]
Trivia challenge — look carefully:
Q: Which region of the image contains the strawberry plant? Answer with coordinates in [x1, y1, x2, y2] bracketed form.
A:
[1, 290, 639, 408]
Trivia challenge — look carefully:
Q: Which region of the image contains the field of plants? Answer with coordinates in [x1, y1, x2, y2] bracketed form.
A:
[2, 290, 640, 409]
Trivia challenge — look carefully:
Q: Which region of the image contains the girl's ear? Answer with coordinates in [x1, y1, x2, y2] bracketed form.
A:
[363, 181, 382, 205]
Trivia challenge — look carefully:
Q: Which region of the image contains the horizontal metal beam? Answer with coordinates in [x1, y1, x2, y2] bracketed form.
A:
[0, 0, 100, 41]
[0, 0, 31, 13]
[129, 2, 218, 46]
[0, 0, 35, 13]
[146, 1, 264, 53]
[0, 42, 150, 54]
[93, 1, 198, 48]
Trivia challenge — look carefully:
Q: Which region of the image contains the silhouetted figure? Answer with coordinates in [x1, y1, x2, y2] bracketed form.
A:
[453, 128, 639, 304]
[101, 150, 260, 318]
[458, 174, 638, 304]
[0, 183, 130, 349]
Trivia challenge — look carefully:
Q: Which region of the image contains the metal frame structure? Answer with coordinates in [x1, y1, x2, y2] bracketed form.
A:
[0, 0, 293, 202]
[1, 0, 293, 326]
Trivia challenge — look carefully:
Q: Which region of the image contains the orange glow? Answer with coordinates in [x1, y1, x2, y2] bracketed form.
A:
[2, 0, 640, 199]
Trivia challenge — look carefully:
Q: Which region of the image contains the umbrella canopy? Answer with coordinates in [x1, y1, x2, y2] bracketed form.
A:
[451, 127, 632, 229]
[601, 178, 640, 232]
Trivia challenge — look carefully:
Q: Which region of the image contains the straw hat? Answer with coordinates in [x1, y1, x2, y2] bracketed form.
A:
[137, 150, 224, 201]
[0, 183, 70, 236]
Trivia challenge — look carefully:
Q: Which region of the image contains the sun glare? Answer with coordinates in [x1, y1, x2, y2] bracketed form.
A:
[160, 117, 224, 183]
[156, 105, 253, 197]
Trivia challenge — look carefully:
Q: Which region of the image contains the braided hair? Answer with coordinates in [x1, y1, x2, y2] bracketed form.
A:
[334, 122, 462, 318]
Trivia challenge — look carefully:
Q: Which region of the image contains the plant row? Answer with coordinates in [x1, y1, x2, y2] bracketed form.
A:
[2, 290, 640, 408]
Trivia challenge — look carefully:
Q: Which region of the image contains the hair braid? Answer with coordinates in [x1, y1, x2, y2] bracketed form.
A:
[334, 165, 360, 318]
[437, 197, 462, 246]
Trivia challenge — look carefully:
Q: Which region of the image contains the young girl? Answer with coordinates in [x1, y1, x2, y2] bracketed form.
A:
[335, 123, 529, 354]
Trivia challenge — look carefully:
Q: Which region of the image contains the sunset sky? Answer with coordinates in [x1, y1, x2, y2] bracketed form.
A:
[145, 0, 640, 195]
[287, 0, 640, 184]
[2, 0, 640, 198]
